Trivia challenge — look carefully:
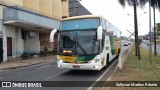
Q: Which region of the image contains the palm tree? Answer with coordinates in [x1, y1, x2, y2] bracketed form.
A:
[117, 0, 160, 60]
[118, 0, 160, 8]
[118, 0, 140, 59]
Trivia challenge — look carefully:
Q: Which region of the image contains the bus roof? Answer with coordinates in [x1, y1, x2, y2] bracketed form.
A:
[62, 15, 103, 21]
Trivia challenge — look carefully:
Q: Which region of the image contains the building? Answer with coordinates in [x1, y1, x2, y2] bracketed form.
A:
[0, 0, 62, 62]
[69, 0, 92, 17]
[0, 0, 91, 62]
[4, 0, 69, 19]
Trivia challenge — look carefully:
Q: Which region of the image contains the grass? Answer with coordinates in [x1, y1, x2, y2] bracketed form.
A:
[106, 46, 160, 90]
[124, 46, 160, 81]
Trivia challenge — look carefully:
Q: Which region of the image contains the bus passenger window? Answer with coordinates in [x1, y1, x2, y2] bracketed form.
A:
[106, 31, 113, 36]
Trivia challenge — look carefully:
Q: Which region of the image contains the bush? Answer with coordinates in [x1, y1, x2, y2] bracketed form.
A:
[21, 53, 34, 59]
[46, 50, 57, 55]
[46, 51, 53, 55]
[39, 51, 47, 57]
[52, 50, 57, 55]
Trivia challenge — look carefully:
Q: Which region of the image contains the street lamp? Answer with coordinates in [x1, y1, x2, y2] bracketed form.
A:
[127, 12, 147, 21]
[138, 12, 147, 20]
[127, 11, 147, 59]
[127, 12, 147, 33]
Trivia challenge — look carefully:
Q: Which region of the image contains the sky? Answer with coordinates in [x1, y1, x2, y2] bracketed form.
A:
[80, 0, 160, 37]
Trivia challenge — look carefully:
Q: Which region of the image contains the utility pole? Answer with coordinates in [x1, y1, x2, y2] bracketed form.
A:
[153, 6, 157, 56]
[149, 0, 152, 64]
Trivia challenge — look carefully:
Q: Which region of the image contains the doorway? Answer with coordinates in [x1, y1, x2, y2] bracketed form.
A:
[7, 37, 12, 56]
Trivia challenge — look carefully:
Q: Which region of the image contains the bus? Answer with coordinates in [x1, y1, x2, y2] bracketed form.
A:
[50, 15, 121, 70]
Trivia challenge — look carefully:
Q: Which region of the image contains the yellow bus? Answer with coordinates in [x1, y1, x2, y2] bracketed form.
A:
[50, 15, 121, 70]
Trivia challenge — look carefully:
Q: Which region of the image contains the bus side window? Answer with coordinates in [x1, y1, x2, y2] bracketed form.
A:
[106, 31, 113, 36]
[102, 30, 105, 48]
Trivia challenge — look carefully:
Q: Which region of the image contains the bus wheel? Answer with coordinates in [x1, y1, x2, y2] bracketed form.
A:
[104, 54, 109, 69]
[117, 49, 121, 57]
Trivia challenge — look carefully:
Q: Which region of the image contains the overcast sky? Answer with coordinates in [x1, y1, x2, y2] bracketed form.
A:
[80, 0, 160, 37]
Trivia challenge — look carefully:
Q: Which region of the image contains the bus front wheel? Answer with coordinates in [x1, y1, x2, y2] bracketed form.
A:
[104, 54, 109, 69]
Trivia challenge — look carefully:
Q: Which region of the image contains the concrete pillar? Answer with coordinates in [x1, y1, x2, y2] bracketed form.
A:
[3, 25, 7, 62]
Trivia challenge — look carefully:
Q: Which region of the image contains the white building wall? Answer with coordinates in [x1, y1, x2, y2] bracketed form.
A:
[0, 21, 2, 34]
[3, 25, 7, 62]
[0, 6, 3, 61]
[3, 26, 41, 61]
[5, 25, 16, 58]
[0, 21, 2, 35]
[24, 31, 40, 54]
[0, 6, 3, 20]
[15, 28, 24, 57]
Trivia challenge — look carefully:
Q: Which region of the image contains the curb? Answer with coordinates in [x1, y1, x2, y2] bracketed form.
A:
[107, 44, 134, 80]
[0, 60, 54, 70]
[99, 45, 134, 90]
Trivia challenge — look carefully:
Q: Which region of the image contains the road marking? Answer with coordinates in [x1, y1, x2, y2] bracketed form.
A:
[87, 60, 117, 90]
[45, 70, 68, 80]
[36, 65, 51, 70]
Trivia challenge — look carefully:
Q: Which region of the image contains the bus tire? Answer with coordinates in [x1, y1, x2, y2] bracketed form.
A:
[107, 54, 109, 65]
[104, 54, 109, 69]
[117, 49, 121, 57]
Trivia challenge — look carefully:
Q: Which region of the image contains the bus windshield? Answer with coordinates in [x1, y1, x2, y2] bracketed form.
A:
[59, 30, 99, 55]
[61, 18, 99, 30]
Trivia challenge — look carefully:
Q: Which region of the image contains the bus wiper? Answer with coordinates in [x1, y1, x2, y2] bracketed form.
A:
[76, 42, 87, 55]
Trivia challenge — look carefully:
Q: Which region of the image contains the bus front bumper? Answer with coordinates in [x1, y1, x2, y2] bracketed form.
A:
[57, 62, 103, 70]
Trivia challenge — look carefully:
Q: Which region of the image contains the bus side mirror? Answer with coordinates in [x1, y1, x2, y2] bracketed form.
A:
[50, 29, 57, 42]
[97, 26, 102, 40]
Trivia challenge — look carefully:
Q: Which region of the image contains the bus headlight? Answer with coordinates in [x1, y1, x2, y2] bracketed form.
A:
[88, 59, 99, 63]
[58, 60, 64, 63]
[63, 50, 72, 53]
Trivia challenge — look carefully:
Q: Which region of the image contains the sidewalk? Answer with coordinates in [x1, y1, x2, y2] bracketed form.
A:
[0, 55, 57, 70]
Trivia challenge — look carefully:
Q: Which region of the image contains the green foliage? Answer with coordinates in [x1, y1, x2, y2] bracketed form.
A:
[118, 0, 160, 8]
[51, 50, 57, 54]
[21, 52, 34, 59]
[156, 23, 160, 31]
[39, 51, 47, 57]
[125, 46, 160, 81]
[46, 50, 57, 55]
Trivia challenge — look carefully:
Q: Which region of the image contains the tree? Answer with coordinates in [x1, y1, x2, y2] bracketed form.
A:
[118, 0, 160, 8]
[156, 23, 160, 31]
[117, 0, 160, 59]
[118, 0, 140, 59]
[156, 23, 160, 36]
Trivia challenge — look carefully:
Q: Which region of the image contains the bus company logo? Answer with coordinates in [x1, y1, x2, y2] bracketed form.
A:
[2, 82, 11, 87]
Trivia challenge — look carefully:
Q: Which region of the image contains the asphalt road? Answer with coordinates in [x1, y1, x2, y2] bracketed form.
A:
[0, 44, 131, 90]
[140, 43, 160, 54]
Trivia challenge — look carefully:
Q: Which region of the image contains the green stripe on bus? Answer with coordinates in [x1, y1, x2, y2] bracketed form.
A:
[77, 55, 96, 61]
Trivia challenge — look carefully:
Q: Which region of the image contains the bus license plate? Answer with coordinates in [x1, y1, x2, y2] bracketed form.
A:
[73, 65, 80, 69]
